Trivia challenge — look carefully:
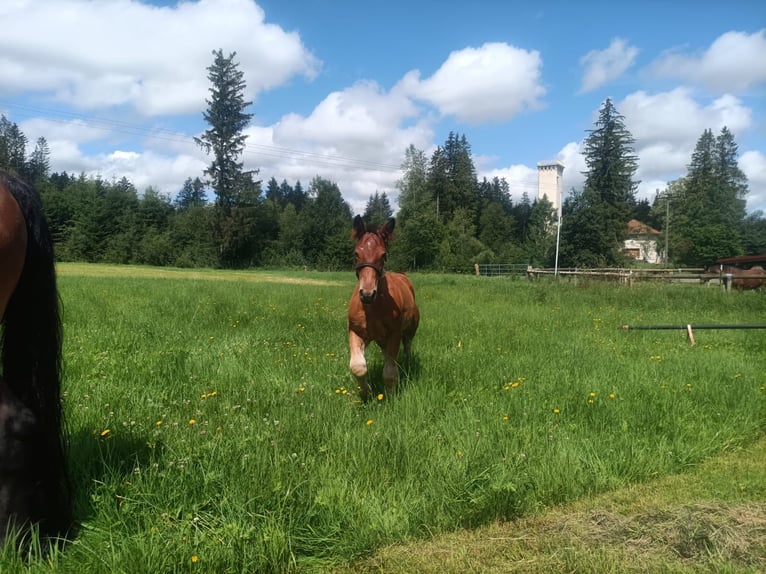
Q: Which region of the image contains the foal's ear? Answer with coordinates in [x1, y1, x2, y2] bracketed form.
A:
[380, 218, 395, 241]
[352, 214, 366, 240]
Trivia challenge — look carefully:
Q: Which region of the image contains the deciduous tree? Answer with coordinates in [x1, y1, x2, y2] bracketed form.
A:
[393, 145, 442, 270]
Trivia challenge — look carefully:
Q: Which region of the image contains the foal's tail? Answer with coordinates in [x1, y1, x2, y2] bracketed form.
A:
[1, 172, 72, 539]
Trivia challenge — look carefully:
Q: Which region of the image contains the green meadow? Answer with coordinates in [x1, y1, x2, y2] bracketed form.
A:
[3, 264, 764, 573]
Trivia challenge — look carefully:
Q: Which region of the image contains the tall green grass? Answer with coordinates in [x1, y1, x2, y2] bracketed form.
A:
[4, 265, 764, 573]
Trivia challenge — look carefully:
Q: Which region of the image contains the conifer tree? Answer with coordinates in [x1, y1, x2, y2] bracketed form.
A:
[28, 137, 51, 182]
[560, 99, 639, 266]
[175, 177, 207, 210]
[427, 132, 477, 222]
[671, 127, 748, 264]
[362, 191, 393, 227]
[194, 50, 254, 215]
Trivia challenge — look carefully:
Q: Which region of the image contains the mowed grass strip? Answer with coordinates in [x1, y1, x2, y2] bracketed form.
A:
[2, 263, 764, 573]
[336, 437, 766, 574]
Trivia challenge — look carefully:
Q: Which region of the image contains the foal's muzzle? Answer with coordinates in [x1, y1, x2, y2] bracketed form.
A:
[355, 262, 383, 304]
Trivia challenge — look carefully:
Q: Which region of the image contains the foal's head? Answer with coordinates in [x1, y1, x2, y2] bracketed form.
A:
[352, 215, 395, 304]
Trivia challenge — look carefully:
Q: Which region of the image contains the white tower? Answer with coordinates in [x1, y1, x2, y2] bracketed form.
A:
[537, 160, 565, 217]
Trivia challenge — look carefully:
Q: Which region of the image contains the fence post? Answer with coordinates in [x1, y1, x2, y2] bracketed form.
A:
[724, 273, 732, 293]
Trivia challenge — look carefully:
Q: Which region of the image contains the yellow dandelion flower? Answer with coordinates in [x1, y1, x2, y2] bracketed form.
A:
[155, 420, 163, 426]
[366, 419, 373, 426]
[588, 399, 594, 405]
[189, 419, 197, 425]
[552, 408, 560, 415]
[502, 415, 509, 422]
[100, 428, 111, 436]
[608, 393, 616, 399]
[456, 450, 463, 458]
[191, 554, 199, 563]
[377, 393, 384, 401]
[298, 386, 305, 393]
[589, 391, 596, 398]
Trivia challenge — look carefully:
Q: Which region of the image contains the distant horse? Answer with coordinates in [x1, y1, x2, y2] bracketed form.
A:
[347, 216, 419, 401]
[705, 264, 766, 290]
[0, 169, 71, 544]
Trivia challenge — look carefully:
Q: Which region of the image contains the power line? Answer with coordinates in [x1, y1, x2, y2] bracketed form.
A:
[1, 100, 547, 193]
[1, 101, 404, 173]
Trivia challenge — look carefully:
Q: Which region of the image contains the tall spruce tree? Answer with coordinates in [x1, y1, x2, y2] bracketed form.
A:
[175, 177, 207, 210]
[28, 137, 51, 182]
[671, 127, 748, 265]
[713, 127, 748, 225]
[560, 98, 639, 266]
[0, 115, 28, 176]
[427, 132, 477, 222]
[194, 50, 254, 215]
[362, 191, 393, 227]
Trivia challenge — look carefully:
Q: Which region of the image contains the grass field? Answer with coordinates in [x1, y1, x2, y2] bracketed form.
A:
[2, 263, 764, 573]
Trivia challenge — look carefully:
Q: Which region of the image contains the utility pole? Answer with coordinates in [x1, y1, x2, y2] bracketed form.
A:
[661, 188, 670, 264]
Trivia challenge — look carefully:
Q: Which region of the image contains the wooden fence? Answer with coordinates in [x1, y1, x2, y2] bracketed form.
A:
[475, 265, 756, 291]
[474, 263, 528, 277]
[526, 267, 707, 285]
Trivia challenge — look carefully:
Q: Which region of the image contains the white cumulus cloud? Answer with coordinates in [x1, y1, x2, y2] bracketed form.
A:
[0, 0, 320, 116]
[401, 42, 546, 124]
[649, 29, 766, 93]
[740, 150, 766, 214]
[579, 38, 639, 93]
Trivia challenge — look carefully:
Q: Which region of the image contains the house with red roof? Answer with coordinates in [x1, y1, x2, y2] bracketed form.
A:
[622, 219, 662, 264]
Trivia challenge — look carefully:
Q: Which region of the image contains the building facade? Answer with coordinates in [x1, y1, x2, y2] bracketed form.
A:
[537, 160, 565, 218]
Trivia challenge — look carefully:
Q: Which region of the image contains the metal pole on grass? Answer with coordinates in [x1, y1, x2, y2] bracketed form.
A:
[554, 210, 562, 278]
[621, 323, 766, 346]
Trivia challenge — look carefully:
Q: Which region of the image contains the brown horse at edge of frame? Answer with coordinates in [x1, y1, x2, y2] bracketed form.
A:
[0, 169, 71, 546]
[705, 264, 766, 290]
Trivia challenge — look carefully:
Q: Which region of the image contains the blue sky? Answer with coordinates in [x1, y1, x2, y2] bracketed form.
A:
[1, 0, 764, 214]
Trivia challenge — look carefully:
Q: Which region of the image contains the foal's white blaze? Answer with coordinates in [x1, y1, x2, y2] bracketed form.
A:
[357, 272, 378, 303]
[357, 235, 381, 302]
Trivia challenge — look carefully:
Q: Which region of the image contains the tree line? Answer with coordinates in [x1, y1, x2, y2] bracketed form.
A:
[2, 50, 764, 272]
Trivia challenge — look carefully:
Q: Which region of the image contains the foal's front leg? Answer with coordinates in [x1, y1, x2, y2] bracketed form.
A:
[349, 330, 371, 401]
[382, 336, 402, 396]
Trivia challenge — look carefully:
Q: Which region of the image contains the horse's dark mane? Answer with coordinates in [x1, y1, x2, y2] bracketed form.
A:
[0, 169, 71, 539]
